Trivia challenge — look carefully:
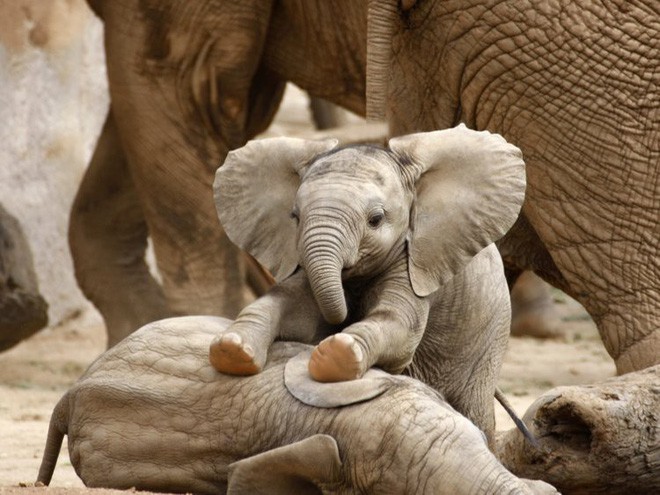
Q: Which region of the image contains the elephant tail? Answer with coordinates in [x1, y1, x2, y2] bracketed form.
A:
[36, 392, 69, 485]
[495, 387, 539, 448]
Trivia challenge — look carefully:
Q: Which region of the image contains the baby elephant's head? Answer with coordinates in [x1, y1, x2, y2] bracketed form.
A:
[294, 145, 412, 277]
[215, 126, 525, 325]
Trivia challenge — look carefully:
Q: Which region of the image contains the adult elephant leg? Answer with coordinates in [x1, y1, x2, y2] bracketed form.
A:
[514, 132, 659, 374]
[69, 110, 169, 347]
[131, 164, 248, 320]
[503, 154, 657, 371]
[102, 0, 284, 321]
[308, 97, 346, 130]
[500, 211, 567, 340]
[510, 272, 562, 339]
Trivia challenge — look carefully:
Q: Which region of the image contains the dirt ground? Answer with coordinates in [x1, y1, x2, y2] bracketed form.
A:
[0, 86, 616, 493]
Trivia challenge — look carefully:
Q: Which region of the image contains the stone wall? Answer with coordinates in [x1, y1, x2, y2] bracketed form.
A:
[0, 0, 108, 325]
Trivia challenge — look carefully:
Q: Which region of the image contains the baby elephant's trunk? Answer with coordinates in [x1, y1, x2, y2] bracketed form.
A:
[305, 252, 348, 325]
[301, 223, 349, 325]
[37, 393, 69, 485]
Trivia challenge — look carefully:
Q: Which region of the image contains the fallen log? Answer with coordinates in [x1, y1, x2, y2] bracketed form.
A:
[497, 365, 660, 494]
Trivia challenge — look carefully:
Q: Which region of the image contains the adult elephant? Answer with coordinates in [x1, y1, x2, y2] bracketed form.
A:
[364, 0, 659, 376]
[79, 0, 658, 374]
[77, 0, 389, 349]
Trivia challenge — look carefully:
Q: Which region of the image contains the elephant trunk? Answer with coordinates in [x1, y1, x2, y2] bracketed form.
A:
[301, 228, 348, 325]
[426, 451, 547, 495]
[366, 0, 399, 121]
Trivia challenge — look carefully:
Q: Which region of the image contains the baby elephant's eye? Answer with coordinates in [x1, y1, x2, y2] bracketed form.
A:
[368, 211, 385, 228]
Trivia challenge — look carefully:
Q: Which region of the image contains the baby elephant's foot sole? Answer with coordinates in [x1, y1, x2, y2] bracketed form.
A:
[308, 333, 364, 382]
[209, 332, 261, 376]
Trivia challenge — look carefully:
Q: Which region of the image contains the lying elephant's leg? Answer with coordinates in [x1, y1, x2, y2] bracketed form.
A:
[0, 204, 48, 350]
[497, 365, 660, 495]
[69, 111, 169, 347]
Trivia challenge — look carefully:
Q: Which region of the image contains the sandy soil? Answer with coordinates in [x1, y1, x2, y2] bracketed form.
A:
[0, 86, 616, 493]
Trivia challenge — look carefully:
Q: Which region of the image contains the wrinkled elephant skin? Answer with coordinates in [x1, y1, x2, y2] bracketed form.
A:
[72, 0, 370, 346]
[82, 0, 658, 373]
[366, 0, 659, 375]
[211, 126, 526, 447]
[37, 316, 557, 495]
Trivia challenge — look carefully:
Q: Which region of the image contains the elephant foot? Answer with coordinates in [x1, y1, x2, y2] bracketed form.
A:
[308, 333, 364, 382]
[510, 271, 562, 339]
[510, 309, 561, 339]
[209, 332, 261, 376]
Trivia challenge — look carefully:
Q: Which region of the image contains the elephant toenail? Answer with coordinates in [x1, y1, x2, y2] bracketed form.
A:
[222, 333, 241, 345]
[353, 344, 363, 362]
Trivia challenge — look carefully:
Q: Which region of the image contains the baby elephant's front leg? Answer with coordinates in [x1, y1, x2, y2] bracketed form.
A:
[309, 301, 428, 382]
[210, 272, 318, 375]
[209, 305, 276, 375]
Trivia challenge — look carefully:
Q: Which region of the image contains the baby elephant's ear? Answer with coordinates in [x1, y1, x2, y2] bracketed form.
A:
[227, 434, 342, 495]
[284, 350, 393, 407]
[389, 125, 526, 296]
[215, 137, 338, 281]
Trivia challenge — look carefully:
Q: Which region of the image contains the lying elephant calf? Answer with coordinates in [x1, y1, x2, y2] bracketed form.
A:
[37, 316, 556, 494]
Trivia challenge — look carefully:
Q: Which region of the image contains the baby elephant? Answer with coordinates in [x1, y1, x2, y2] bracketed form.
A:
[37, 316, 556, 494]
[211, 125, 526, 441]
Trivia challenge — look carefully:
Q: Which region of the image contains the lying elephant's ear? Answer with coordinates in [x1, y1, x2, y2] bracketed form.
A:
[284, 350, 393, 407]
[389, 125, 526, 296]
[215, 137, 338, 281]
[227, 434, 342, 495]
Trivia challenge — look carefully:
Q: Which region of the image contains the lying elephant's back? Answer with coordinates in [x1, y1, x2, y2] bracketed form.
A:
[62, 316, 448, 494]
[65, 317, 311, 493]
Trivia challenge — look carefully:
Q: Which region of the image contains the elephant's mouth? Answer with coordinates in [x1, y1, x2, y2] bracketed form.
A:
[341, 265, 378, 284]
[341, 263, 360, 280]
